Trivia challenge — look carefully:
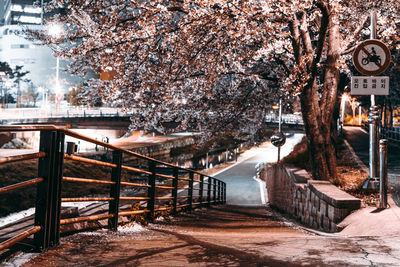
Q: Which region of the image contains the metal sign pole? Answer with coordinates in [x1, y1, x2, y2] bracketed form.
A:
[365, 9, 380, 188]
[278, 99, 282, 162]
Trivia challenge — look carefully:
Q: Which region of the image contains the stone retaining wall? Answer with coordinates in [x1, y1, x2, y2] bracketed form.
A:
[260, 164, 361, 232]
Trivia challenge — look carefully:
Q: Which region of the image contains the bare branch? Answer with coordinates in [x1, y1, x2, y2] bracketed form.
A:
[340, 14, 369, 55]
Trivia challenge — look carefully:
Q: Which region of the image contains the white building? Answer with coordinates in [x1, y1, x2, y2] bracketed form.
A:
[0, 24, 78, 95]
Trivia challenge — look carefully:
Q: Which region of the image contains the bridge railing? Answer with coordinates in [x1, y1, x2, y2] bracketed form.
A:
[0, 125, 226, 253]
[0, 107, 131, 121]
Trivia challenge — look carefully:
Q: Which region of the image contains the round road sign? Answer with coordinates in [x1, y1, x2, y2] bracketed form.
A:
[271, 132, 286, 147]
[353, 39, 391, 76]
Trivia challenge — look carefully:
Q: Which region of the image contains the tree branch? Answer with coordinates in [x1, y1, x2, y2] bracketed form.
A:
[340, 14, 369, 55]
[289, 13, 303, 64]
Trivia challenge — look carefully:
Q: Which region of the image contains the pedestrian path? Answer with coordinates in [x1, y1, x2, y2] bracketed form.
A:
[215, 134, 303, 206]
[19, 205, 400, 267]
[343, 126, 400, 189]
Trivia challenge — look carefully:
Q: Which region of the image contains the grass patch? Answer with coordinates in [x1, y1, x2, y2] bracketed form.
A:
[280, 136, 310, 171]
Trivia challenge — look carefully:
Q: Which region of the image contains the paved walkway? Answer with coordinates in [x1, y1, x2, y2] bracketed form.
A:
[343, 126, 400, 189]
[19, 205, 400, 266]
[215, 134, 304, 206]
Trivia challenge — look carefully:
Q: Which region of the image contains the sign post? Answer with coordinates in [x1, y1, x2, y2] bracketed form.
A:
[351, 10, 390, 191]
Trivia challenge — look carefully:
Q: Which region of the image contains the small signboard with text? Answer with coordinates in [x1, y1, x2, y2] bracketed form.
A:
[351, 76, 389, 95]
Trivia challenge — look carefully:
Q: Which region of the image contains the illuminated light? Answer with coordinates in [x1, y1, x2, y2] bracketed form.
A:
[11, 5, 23, 12]
[100, 67, 117, 81]
[47, 23, 63, 37]
[18, 16, 42, 24]
[54, 81, 62, 93]
[24, 7, 42, 14]
[272, 105, 279, 110]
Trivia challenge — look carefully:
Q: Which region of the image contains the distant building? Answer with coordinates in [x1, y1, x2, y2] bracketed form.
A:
[0, 1, 81, 100]
[0, 24, 72, 90]
[2, 0, 47, 26]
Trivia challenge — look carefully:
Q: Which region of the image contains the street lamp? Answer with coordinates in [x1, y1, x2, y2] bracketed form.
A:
[340, 93, 348, 123]
[47, 23, 64, 110]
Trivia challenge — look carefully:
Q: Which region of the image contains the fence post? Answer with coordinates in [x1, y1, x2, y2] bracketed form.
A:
[224, 183, 227, 204]
[188, 172, 194, 211]
[217, 180, 221, 204]
[108, 150, 122, 231]
[172, 167, 179, 214]
[213, 178, 217, 204]
[34, 130, 65, 251]
[147, 161, 156, 221]
[207, 177, 212, 207]
[199, 175, 204, 207]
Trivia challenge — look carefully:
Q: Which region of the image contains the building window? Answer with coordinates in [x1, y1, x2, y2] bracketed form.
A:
[15, 16, 42, 24]
[11, 5, 23, 12]
[11, 44, 30, 49]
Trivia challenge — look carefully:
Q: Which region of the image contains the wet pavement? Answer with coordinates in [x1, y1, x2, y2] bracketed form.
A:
[18, 205, 400, 267]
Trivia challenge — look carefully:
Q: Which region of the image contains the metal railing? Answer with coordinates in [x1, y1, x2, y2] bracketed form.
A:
[0, 107, 130, 120]
[380, 127, 400, 145]
[0, 125, 226, 253]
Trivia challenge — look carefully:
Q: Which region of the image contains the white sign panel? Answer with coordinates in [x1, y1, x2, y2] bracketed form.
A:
[351, 76, 389, 95]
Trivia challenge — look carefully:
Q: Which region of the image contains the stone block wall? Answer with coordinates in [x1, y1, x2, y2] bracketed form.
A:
[261, 164, 361, 233]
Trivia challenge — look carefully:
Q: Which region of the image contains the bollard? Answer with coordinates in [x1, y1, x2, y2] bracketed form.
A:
[379, 139, 388, 209]
[66, 141, 76, 155]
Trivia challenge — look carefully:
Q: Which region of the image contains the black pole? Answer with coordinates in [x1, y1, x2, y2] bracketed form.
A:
[108, 150, 123, 231]
[147, 161, 156, 221]
[34, 130, 64, 251]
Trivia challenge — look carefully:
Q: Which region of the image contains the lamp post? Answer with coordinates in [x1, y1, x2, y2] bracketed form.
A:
[47, 24, 63, 110]
[341, 93, 348, 124]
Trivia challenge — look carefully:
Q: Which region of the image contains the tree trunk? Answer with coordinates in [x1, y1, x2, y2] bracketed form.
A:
[289, 4, 340, 181]
[300, 80, 331, 180]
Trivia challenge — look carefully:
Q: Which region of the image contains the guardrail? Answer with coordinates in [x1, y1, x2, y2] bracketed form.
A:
[0, 125, 226, 253]
[0, 107, 131, 121]
[380, 127, 400, 145]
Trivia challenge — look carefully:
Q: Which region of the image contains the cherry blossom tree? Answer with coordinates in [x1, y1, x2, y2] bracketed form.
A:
[32, 0, 400, 180]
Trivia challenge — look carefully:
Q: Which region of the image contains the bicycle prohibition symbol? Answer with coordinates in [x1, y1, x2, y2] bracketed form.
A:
[353, 39, 391, 76]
